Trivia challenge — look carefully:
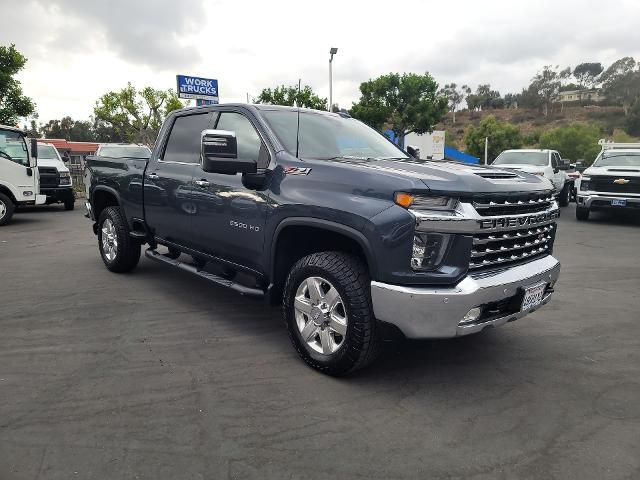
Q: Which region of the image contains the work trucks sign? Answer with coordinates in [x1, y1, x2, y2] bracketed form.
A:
[176, 75, 219, 103]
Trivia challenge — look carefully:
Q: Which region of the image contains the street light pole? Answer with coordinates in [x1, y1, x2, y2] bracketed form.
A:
[329, 47, 338, 112]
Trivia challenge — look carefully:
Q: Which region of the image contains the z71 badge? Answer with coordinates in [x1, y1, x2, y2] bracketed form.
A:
[284, 167, 311, 175]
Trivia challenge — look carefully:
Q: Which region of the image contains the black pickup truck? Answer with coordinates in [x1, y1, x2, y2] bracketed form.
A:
[85, 104, 561, 375]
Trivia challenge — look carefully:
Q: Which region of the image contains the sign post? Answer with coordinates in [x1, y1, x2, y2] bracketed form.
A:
[176, 75, 219, 104]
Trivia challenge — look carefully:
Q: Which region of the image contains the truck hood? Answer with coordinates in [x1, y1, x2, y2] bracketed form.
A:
[584, 166, 640, 177]
[327, 157, 553, 194]
[38, 158, 69, 172]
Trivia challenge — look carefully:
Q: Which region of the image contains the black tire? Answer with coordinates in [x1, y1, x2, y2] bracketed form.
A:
[576, 206, 590, 221]
[559, 183, 570, 207]
[97, 206, 141, 273]
[64, 196, 75, 211]
[283, 251, 381, 376]
[0, 193, 15, 226]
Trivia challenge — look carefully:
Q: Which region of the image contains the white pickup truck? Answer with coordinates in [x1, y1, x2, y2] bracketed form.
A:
[37, 142, 75, 210]
[0, 124, 46, 226]
[492, 149, 572, 206]
[575, 141, 640, 220]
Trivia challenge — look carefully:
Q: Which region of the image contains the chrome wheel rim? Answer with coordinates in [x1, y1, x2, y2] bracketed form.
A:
[101, 218, 118, 262]
[0, 200, 6, 220]
[294, 276, 348, 355]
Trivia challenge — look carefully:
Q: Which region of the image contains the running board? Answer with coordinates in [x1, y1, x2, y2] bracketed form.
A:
[144, 249, 264, 298]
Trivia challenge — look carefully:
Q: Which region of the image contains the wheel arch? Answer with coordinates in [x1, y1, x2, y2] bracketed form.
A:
[91, 186, 121, 222]
[268, 217, 377, 304]
[0, 184, 18, 204]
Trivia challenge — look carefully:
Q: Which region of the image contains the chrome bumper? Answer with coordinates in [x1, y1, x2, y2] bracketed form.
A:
[371, 255, 560, 339]
[577, 193, 640, 209]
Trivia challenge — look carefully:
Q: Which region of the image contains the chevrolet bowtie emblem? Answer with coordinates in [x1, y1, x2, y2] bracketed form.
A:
[613, 178, 630, 185]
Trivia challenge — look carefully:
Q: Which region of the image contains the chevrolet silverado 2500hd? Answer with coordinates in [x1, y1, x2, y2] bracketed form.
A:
[85, 104, 561, 375]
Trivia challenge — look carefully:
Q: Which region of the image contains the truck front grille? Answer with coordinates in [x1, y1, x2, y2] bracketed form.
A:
[471, 193, 554, 216]
[589, 176, 640, 195]
[470, 224, 556, 270]
[38, 167, 59, 188]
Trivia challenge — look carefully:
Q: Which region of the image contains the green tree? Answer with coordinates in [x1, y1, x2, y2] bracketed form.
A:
[464, 115, 522, 162]
[538, 123, 601, 164]
[94, 83, 184, 144]
[573, 62, 604, 89]
[254, 84, 327, 110]
[600, 57, 640, 115]
[24, 119, 40, 137]
[0, 44, 36, 125]
[438, 83, 468, 123]
[40, 116, 96, 141]
[530, 65, 571, 116]
[625, 101, 640, 136]
[350, 72, 448, 145]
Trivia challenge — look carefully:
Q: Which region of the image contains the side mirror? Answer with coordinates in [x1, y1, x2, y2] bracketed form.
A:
[30, 138, 38, 167]
[557, 163, 570, 171]
[62, 152, 71, 162]
[407, 145, 421, 159]
[200, 129, 257, 175]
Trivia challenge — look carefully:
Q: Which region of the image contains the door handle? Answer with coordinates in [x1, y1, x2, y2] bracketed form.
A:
[194, 180, 210, 187]
[147, 172, 159, 180]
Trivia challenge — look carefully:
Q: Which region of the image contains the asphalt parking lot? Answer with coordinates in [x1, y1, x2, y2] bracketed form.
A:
[1, 203, 639, 480]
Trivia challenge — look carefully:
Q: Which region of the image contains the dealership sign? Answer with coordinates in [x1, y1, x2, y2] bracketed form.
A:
[176, 75, 219, 102]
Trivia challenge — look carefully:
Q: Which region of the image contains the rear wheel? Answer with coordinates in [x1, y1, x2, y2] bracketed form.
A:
[576, 206, 590, 221]
[98, 206, 141, 272]
[283, 251, 381, 376]
[0, 193, 15, 226]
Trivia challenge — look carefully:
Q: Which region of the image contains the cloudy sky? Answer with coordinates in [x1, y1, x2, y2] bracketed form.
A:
[3, 0, 640, 123]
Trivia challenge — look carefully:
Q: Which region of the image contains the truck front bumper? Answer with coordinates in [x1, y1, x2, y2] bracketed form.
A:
[371, 255, 560, 339]
[577, 193, 640, 210]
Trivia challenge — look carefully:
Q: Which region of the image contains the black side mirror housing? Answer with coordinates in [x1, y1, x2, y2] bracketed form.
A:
[200, 129, 257, 175]
[62, 152, 71, 162]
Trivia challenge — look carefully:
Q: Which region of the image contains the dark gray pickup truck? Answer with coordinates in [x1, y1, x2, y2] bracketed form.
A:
[85, 104, 561, 375]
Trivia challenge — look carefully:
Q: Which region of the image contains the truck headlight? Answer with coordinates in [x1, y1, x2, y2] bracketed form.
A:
[395, 193, 458, 211]
[579, 177, 590, 191]
[411, 233, 451, 271]
[59, 172, 71, 185]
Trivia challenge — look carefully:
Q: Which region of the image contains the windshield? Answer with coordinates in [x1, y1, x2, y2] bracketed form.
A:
[98, 145, 151, 158]
[592, 153, 640, 167]
[493, 151, 548, 166]
[261, 110, 409, 160]
[0, 129, 29, 166]
[37, 144, 60, 160]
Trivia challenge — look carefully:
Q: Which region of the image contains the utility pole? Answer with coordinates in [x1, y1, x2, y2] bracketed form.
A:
[484, 137, 489, 165]
[329, 47, 338, 112]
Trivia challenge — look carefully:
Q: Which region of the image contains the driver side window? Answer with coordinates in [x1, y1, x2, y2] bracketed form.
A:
[216, 112, 267, 168]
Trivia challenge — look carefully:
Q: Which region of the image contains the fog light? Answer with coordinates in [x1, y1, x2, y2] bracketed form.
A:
[459, 307, 482, 325]
[23, 191, 33, 196]
[410, 233, 451, 271]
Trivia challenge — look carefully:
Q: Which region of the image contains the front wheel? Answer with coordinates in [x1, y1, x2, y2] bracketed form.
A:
[559, 183, 571, 207]
[576, 206, 590, 221]
[0, 193, 15, 226]
[64, 196, 75, 211]
[98, 206, 141, 272]
[283, 251, 381, 376]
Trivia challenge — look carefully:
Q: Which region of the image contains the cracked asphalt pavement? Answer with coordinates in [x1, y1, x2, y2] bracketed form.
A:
[1, 203, 639, 479]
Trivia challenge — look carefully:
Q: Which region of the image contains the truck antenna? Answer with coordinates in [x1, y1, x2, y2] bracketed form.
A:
[295, 78, 301, 158]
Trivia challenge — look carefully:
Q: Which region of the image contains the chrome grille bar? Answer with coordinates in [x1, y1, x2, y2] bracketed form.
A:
[472, 225, 554, 245]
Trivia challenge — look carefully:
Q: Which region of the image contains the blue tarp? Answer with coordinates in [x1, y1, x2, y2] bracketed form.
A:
[444, 146, 480, 164]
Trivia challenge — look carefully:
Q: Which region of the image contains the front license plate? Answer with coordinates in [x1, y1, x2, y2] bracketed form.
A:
[521, 283, 547, 312]
[611, 199, 627, 207]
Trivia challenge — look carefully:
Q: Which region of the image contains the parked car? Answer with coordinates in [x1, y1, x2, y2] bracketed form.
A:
[84, 104, 561, 375]
[492, 149, 572, 206]
[0, 125, 46, 226]
[575, 141, 640, 220]
[36, 142, 75, 210]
